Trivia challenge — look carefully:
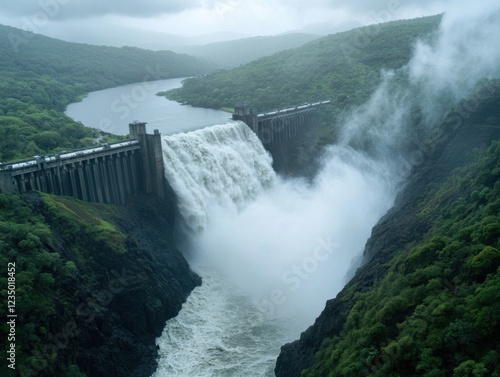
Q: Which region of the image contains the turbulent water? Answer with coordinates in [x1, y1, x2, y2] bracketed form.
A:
[153, 121, 397, 376]
[161, 121, 275, 232]
[154, 268, 288, 377]
[155, 121, 285, 376]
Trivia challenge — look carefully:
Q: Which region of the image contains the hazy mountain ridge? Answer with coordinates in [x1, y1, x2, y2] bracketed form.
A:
[32, 24, 250, 51]
[164, 15, 443, 177]
[170, 33, 321, 68]
[165, 15, 442, 112]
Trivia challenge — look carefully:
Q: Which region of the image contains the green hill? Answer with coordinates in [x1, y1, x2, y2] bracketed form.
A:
[164, 15, 442, 113]
[0, 24, 217, 161]
[163, 15, 442, 174]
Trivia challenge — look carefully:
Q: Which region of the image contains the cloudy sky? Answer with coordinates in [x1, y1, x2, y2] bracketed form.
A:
[0, 0, 452, 47]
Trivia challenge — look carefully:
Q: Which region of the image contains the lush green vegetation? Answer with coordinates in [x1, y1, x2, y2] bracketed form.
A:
[0, 24, 217, 161]
[0, 24, 217, 375]
[165, 15, 441, 114]
[0, 193, 128, 376]
[302, 140, 500, 377]
[1, 14, 498, 377]
[163, 15, 442, 168]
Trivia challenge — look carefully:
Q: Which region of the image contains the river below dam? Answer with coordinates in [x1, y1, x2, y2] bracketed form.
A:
[66, 79, 398, 376]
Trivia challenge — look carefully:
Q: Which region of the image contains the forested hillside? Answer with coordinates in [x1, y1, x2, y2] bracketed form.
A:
[0, 24, 217, 161]
[163, 15, 442, 174]
[165, 15, 441, 113]
[0, 192, 200, 377]
[302, 139, 500, 377]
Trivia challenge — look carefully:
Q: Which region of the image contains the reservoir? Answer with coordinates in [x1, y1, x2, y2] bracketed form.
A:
[65, 78, 231, 135]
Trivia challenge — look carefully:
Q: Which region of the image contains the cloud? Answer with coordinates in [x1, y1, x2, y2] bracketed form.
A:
[330, 0, 448, 11]
[0, 0, 455, 45]
[0, 0, 205, 20]
[0, 0, 448, 24]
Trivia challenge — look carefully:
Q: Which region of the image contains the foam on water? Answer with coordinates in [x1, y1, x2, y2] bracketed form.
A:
[153, 268, 290, 377]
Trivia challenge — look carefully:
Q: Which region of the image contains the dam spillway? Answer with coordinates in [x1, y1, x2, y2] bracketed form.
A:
[0, 102, 326, 204]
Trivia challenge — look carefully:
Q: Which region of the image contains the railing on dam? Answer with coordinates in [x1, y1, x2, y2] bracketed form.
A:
[233, 100, 331, 147]
[0, 122, 166, 205]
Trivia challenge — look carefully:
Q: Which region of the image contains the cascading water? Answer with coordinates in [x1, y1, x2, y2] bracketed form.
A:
[153, 121, 397, 376]
[161, 121, 275, 232]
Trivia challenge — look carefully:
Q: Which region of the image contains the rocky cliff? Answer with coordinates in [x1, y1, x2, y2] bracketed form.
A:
[4, 191, 200, 377]
[275, 82, 500, 376]
[68, 194, 201, 377]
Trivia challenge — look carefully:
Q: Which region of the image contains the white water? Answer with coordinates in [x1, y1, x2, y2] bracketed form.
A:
[154, 269, 286, 377]
[161, 121, 275, 232]
[153, 121, 397, 376]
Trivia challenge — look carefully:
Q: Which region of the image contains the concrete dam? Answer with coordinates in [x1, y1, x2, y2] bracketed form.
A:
[0, 122, 165, 204]
[0, 101, 329, 204]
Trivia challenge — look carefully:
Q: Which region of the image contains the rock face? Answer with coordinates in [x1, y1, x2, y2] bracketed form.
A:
[275, 84, 500, 376]
[75, 195, 201, 377]
[26, 191, 200, 377]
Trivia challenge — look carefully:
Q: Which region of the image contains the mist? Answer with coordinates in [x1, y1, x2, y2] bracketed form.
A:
[189, 146, 396, 326]
[160, 0, 500, 336]
[164, 119, 400, 333]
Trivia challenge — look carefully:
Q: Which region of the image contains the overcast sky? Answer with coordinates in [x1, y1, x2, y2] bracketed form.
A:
[0, 0, 452, 46]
